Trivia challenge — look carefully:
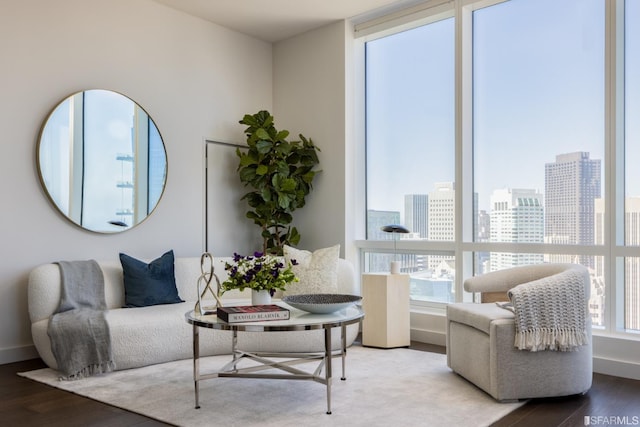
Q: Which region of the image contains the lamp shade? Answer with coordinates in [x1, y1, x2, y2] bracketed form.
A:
[381, 224, 410, 234]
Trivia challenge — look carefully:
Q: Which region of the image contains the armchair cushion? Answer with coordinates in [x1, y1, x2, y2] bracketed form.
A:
[447, 302, 514, 335]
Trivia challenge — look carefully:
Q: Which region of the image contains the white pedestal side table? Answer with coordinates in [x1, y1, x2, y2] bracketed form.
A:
[361, 272, 410, 348]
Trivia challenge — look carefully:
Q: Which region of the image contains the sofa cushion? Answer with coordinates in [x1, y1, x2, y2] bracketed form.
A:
[120, 250, 184, 307]
[282, 244, 340, 296]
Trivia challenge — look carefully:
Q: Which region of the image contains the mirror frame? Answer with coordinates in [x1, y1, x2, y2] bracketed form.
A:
[36, 89, 168, 233]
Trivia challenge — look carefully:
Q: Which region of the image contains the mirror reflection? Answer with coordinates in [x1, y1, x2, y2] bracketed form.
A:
[37, 90, 167, 233]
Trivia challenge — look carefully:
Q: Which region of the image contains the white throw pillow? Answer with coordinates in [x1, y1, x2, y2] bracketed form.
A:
[282, 244, 340, 296]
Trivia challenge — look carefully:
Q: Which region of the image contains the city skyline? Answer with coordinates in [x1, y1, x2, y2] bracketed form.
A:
[366, 149, 640, 329]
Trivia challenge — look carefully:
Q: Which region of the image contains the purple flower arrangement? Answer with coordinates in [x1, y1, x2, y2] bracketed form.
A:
[221, 252, 298, 296]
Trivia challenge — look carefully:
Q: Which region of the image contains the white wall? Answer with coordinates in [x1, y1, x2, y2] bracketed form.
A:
[0, 0, 272, 363]
[273, 21, 351, 258]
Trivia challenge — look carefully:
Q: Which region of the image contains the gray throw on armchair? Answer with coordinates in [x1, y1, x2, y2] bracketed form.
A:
[446, 263, 592, 401]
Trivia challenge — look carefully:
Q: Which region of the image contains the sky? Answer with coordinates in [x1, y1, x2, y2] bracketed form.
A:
[365, 0, 623, 215]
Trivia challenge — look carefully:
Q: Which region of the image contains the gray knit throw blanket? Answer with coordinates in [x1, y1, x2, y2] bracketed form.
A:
[47, 260, 115, 380]
[506, 268, 589, 352]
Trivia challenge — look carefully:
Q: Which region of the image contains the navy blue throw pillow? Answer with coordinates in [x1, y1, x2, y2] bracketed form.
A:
[120, 250, 184, 308]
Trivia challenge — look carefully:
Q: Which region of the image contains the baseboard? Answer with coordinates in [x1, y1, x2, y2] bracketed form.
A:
[410, 328, 446, 347]
[593, 356, 640, 381]
[0, 344, 39, 365]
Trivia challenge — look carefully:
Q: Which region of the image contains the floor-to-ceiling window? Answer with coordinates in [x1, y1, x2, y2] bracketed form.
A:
[364, 14, 456, 303]
[358, 0, 639, 336]
[473, 0, 605, 325]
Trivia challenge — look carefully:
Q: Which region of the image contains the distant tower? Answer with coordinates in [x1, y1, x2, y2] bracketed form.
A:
[489, 188, 544, 271]
[404, 194, 428, 239]
[593, 198, 606, 328]
[427, 182, 455, 271]
[476, 209, 490, 242]
[475, 209, 491, 275]
[625, 198, 640, 330]
[428, 183, 455, 241]
[545, 152, 601, 267]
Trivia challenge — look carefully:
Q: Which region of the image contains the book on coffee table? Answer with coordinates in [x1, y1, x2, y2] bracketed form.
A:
[216, 304, 290, 323]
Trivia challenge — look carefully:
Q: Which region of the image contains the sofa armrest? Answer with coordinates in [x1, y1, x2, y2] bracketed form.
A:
[28, 264, 62, 323]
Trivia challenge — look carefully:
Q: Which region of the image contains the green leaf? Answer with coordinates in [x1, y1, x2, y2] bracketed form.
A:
[255, 128, 270, 140]
[256, 140, 272, 154]
[276, 160, 290, 176]
[256, 164, 268, 175]
[239, 154, 258, 167]
[286, 152, 300, 164]
[302, 171, 315, 183]
[239, 167, 256, 183]
[275, 141, 292, 156]
[278, 193, 292, 209]
[261, 112, 273, 128]
[279, 178, 296, 192]
[239, 114, 258, 127]
[289, 227, 301, 245]
[276, 130, 289, 141]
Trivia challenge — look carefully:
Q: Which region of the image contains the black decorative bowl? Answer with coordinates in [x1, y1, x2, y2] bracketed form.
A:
[282, 294, 362, 314]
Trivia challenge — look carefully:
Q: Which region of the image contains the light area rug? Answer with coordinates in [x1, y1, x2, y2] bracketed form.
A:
[20, 346, 524, 427]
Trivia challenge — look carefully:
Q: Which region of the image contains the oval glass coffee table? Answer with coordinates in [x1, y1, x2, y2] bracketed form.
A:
[185, 304, 364, 414]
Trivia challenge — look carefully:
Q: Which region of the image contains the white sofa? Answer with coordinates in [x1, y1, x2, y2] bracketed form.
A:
[28, 256, 360, 372]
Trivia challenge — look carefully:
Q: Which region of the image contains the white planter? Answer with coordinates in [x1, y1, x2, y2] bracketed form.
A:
[251, 289, 271, 306]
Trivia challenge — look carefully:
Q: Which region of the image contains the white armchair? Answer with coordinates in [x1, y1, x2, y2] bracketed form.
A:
[446, 263, 593, 401]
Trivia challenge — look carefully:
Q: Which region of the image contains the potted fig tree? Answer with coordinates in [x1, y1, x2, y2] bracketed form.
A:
[236, 110, 321, 255]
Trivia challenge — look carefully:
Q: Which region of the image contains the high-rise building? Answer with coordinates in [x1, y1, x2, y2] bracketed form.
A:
[596, 197, 640, 330]
[476, 209, 490, 242]
[624, 198, 640, 330]
[545, 152, 601, 267]
[427, 182, 455, 271]
[428, 182, 455, 242]
[475, 209, 491, 275]
[404, 194, 428, 239]
[489, 188, 544, 271]
[593, 198, 606, 328]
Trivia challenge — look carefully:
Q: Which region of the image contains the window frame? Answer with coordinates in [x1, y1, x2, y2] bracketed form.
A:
[355, 0, 640, 338]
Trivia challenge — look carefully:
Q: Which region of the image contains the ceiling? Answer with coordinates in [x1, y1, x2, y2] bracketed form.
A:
[153, 0, 421, 42]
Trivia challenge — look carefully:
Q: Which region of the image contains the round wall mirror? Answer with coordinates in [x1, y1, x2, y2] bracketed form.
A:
[37, 89, 167, 233]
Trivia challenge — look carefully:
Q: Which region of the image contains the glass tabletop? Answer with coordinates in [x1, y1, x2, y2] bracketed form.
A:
[185, 302, 364, 332]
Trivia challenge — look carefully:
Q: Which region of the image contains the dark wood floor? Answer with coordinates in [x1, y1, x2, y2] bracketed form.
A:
[2, 342, 639, 427]
[411, 342, 640, 427]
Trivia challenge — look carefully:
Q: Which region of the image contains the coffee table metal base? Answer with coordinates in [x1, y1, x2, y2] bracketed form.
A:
[192, 323, 349, 414]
